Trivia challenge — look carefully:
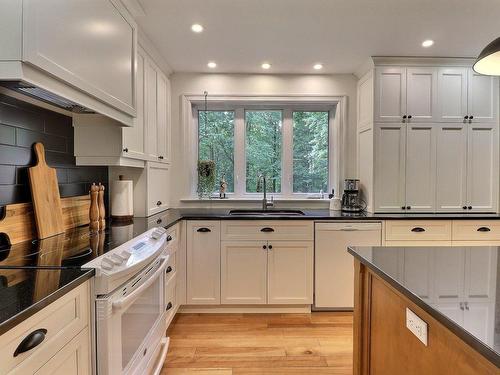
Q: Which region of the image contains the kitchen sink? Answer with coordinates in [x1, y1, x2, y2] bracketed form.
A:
[229, 209, 305, 216]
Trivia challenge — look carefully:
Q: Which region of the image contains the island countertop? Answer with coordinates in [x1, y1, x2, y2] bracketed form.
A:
[348, 245, 499, 368]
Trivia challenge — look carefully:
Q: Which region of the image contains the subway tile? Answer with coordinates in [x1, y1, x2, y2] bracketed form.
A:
[16, 128, 67, 152]
[0, 165, 16, 185]
[0, 144, 33, 166]
[0, 124, 15, 145]
[0, 185, 30, 206]
[59, 183, 88, 197]
[68, 167, 107, 184]
[15, 167, 28, 185]
[0, 103, 44, 132]
[45, 150, 75, 167]
[44, 112, 73, 137]
[56, 168, 68, 184]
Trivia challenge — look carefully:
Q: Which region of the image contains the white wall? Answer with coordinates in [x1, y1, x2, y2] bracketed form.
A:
[169, 73, 358, 207]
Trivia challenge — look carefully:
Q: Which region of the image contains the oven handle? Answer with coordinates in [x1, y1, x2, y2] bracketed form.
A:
[112, 256, 168, 311]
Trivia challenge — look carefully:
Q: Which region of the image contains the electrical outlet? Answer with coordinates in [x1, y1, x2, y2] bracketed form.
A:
[406, 308, 428, 346]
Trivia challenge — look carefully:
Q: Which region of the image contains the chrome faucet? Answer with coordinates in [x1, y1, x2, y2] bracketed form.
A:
[258, 174, 274, 210]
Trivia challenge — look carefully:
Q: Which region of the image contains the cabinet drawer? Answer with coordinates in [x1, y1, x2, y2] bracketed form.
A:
[221, 220, 313, 241]
[165, 252, 176, 283]
[1, 281, 90, 374]
[385, 220, 452, 241]
[452, 220, 500, 241]
[165, 273, 177, 326]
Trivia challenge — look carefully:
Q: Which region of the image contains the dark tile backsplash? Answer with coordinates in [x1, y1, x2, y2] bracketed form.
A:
[0, 94, 107, 206]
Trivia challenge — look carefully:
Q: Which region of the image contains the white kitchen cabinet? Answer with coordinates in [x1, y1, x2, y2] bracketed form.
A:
[433, 247, 465, 303]
[463, 302, 495, 345]
[435, 124, 468, 212]
[433, 302, 463, 324]
[466, 123, 498, 212]
[221, 241, 268, 304]
[437, 68, 468, 122]
[467, 69, 498, 123]
[405, 123, 436, 211]
[157, 72, 171, 162]
[22, 0, 136, 117]
[374, 67, 406, 122]
[464, 247, 497, 300]
[145, 59, 158, 160]
[147, 163, 170, 216]
[268, 241, 313, 304]
[186, 221, 221, 304]
[406, 67, 438, 122]
[374, 123, 406, 212]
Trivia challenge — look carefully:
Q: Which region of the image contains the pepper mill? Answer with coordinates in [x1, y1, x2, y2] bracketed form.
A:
[89, 183, 100, 232]
[98, 183, 106, 231]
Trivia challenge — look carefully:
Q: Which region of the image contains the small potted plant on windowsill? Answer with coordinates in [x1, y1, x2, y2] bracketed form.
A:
[197, 160, 216, 199]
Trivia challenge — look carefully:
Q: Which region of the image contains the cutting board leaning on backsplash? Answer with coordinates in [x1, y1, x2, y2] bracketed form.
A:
[28, 142, 64, 239]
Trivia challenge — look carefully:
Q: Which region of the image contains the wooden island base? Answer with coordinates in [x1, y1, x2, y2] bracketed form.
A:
[353, 260, 499, 375]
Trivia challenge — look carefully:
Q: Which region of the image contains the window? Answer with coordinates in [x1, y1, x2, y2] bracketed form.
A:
[292, 111, 329, 193]
[193, 98, 340, 199]
[198, 110, 235, 192]
[245, 110, 282, 193]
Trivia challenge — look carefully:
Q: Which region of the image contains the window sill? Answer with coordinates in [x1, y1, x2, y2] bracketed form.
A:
[180, 197, 331, 203]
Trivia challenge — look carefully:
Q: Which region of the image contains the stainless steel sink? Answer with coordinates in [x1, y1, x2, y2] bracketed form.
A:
[229, 209, 305, 216]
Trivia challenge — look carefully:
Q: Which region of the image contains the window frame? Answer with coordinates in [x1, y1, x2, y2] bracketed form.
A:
[185, 95, 346, 200]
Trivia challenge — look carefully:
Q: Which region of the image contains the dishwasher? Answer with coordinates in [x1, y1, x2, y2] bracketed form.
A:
[314, 222, 382, 310]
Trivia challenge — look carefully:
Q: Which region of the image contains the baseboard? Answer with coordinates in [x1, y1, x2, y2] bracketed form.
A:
[178, 304, 312, 313]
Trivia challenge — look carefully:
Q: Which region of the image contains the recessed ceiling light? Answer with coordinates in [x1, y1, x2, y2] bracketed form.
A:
[191, 24, 204, 33]
[313, 63, 323, 70]
[207, 61, 217, 68]
[422, 39, 434, 47]
[261, 63, 271, 70]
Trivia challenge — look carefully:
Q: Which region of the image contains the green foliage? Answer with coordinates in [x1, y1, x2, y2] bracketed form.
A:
[197, 160, 216, 198]
[245, 111, 282, 193]
[198, 111, 235, 192]
[292, 111, 329, 193]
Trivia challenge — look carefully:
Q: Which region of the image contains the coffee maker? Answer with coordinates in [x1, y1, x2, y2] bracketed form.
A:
[341, 179, 364, 213]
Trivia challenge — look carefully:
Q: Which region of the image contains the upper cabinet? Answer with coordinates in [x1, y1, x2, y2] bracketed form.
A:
[375, 65, 498, 124]
[74, 46, 171, 167]
[0, 0, 137, 125]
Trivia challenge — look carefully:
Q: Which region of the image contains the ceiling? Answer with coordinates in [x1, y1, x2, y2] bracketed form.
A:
[135, 0, 500, 74]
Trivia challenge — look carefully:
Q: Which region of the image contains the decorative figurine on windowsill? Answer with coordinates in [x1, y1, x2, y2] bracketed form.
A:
[219, 174, 228, 199]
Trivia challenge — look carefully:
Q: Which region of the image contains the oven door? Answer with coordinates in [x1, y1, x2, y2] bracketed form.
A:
[96, 255, 169, 375]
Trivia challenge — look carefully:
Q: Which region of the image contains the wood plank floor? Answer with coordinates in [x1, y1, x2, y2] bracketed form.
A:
[162, 312, 353, 375]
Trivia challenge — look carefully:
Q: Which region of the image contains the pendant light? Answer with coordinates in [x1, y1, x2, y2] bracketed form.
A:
[473, 37, 500, 76]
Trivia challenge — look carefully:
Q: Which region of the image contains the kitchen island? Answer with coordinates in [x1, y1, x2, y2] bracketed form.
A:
[349, 245, 499, 374]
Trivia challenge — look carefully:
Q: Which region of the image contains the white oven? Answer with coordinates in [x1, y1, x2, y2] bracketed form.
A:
[85, 227, 171, 375]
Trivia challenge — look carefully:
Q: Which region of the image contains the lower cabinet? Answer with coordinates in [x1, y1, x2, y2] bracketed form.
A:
[186, 221, 221, 304]
[147, 162, 170, 216]
[221, 240, 313, 305]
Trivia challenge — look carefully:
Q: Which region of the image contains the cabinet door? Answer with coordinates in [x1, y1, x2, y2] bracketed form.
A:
[405, 123, 436, 211]
[23, 0, 136, 115]
[433, 247, 465, 303]
[406, 67, 438, 122]
[34, 328, 90, 375]
[437, 68, 468, 122]
[147, 163, 169, 216]
[433, 303, 464, 325]
[145, 59, 158, 159]
[186, 221, 221, 304]
[374, 67, 406, 122]
[467, 69, 498, 123]
[374, 123, 406, 212]
[466, 124, 498, 212]
[435, 124, 467, 212]
[463, 302, 495, 345]
[464, 247, 497, 301]
[268, 241, 313, 304]
[221, 242, 267, 304]
[122, 48, 145, 159]
[156, 72, 169, 162]
[402, 248, 433, 302]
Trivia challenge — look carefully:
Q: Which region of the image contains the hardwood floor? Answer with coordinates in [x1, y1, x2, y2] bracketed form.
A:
[162, 312, 353, 375]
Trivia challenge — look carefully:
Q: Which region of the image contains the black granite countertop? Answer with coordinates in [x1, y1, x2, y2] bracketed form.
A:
[348, 245, 500, 367]
[0, 268, 94, 335]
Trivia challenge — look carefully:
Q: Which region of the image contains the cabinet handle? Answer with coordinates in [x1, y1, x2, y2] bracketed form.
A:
[411, 227, 425, 233]
[158, 156, 164, 160]
[401, 206, 406, 210]
[260, 227, 275, 233]
[464, 115, 469, 120]
[477, 227, 491, 232]
[166, 302, 173, 311]
[406, 206, 411, 210]
[459, 302, 464, 311]
[123, 148, 129, 153]
[268, 245, 273, 250]
[197, 227, 211, 233]
[156, 201, 162, 206]
[263, 245, 267, 249]
[465, 302, 469, 310]
[402, 115, 407, 119]
[166, 266, 173, 274]
[166, 235, 172, 242]
[156, 219, 162, 224]
[462, 206, 467, 210]
[407, 115, 412, 119]
[14, 329, 47, 357]
[468, 206, 472, 210]
[469, 115, 474, 120]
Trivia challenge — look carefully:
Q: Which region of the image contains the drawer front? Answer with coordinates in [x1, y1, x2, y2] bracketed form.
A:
[1, 281, 90, 374]
[452, 220, 500, 241]
[165, 252, 176, 282]
[221, 220, 314, 241]
[165, 273, 177, 326]
[385, 220, 452, 241]
[166, 224, 179, 255]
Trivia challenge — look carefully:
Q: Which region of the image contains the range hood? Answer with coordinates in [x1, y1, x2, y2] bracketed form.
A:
[1, 81, 95, 114]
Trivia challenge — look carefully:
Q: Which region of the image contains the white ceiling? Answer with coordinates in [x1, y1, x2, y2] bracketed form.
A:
[135, 0, 500, 74]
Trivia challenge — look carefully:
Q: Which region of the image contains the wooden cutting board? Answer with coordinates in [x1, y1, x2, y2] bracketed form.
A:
[28, 142, 64, 239]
